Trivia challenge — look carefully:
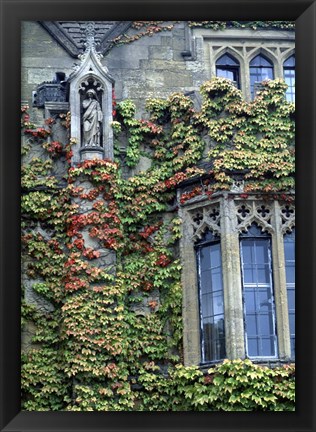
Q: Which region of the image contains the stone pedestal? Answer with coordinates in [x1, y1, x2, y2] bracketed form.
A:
[79, 146, 104, 161]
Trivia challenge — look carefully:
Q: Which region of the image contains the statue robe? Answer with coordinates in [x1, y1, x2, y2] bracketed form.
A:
[82, 98, 103, 146]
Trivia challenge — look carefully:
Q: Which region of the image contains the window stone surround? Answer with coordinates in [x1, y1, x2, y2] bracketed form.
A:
[189, 28, 295, 100]
[178, 192, 295, 366]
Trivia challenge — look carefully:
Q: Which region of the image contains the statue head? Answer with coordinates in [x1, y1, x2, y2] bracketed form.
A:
[86, 89, 97, 99]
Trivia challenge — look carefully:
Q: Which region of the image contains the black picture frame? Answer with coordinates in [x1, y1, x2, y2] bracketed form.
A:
[0, 0, 315, 431]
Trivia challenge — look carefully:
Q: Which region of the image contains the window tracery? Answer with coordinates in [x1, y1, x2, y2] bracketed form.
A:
[280, 203, 295, 234]
[181, 195, 295, 366]
[190, 203, 221, 240]
[235, 201, 273, 234]
[204, 35, 294, 100]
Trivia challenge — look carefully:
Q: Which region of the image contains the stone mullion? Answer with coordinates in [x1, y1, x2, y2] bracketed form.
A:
[274, 47, 283, 79]
[179, 205, 201, 366]
[239, 46, 249, 101]
[244, 51, 252, 101]
[271, 201, 291, 359]
[220, 195, 245, 359]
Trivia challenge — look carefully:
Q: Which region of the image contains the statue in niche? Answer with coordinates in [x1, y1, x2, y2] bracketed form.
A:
[82, 89, 103, 147]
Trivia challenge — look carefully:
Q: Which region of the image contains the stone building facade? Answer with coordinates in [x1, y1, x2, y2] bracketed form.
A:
[21, 21, 295, 410]
[22, 21, 295, 115]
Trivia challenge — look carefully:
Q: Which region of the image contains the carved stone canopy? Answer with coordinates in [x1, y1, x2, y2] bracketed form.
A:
[67, 22, 115, 164]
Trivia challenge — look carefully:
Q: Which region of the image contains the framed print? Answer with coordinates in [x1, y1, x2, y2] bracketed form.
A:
[0, 0, 315, 431]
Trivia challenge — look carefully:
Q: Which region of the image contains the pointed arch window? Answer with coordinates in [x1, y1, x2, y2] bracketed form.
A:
[183, 199, 295, 366]
[240, 223, 278, 358]
[250, 54, 274, 98]
[195, 230, 226, 363]
[283, 55, 295, 102]
[216, 53, 240, 88]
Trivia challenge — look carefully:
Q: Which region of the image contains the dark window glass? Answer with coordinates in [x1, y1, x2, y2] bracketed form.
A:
[284, 228, 295, 358]
[216, 54, 240, 88]
[283, 55, 295, 102]
[240, 224, 278, 358]
[250, 54, 274, 98]
[196, 230, 226, 362]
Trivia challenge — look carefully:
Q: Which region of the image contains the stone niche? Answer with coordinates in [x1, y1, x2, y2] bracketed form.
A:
[68, 24, 115, 164]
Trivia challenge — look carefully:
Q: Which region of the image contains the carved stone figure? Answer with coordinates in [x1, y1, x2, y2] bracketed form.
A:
[82, 89, 103, 146]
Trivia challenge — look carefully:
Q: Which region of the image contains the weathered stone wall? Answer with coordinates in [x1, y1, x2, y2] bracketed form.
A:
[107, 23, 198, 110]
[22, 22, 295, 114]
[22, 22, 195, 121]
[21, 22, 74, 124]
[21, 21, 294, 171]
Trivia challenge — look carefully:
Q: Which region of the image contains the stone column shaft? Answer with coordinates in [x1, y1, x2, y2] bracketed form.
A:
[220, 195, 245, 359]
[179, 199, 201, 366]
[271, 201, 291, 359]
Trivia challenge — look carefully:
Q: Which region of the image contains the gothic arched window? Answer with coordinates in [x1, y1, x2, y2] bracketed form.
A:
[216, 53, 240, 88]
[250, 54, 274, 98]
[240, 223, 278, 358]
[183, 199, 295, 366]
[195, 230, 226, 363]
[283, 55, 295, 102]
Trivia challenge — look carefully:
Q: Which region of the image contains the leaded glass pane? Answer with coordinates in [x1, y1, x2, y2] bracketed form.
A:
[285, 265, 295, 284]
[258, 313, 274, 335]
[217, 69, 235, 81]
[216, 54, 240, 88]
[257, 264, 271, 284]
[250, 55, 273, 67]
[287, 289, 295, 310]
[258, 288, 272, 311]
[284, 56, 295, 102]
[250, 55, 274, 98]
[216, 54, 239, 66]
[284, 55, 295, 67]
[261, 337, 275, 357]
[211, 271, 223, 294]
[246, 314, 258, 336]
[244, 290, 256, 312]
[200, 270, 212, 293]
[243, 265, 256, 284]
[210, 243, 221, 268]
[242, 240, 254, 263]
[247, 338, 259, 357]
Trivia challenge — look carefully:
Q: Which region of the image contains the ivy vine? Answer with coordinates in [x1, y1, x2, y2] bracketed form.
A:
[110, 21, 294, 47]
[21, 77, 295, 411]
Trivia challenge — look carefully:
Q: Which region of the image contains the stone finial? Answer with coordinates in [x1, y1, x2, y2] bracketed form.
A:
[78, 22, 103, 64]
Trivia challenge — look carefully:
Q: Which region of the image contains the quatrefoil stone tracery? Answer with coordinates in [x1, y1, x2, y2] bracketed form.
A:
[190, 205, 221, 239]
[257, 205, 270, 218]
[280, 204, 295, 233]
[188, 199, 294, 239]
[237, 204, 250, 219]
[281, 205, 294, 219]
[192, 212, 203, 225]
[236, 201, 273, 233]
[209, 208, 220, 221]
